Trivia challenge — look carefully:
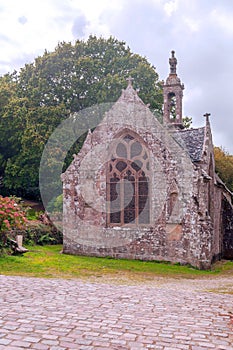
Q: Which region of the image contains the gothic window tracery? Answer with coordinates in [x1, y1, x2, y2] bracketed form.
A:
[107, 133, 150, 226]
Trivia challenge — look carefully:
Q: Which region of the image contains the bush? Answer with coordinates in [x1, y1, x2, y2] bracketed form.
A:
[47, 194, 63, 214]
[0, 195, 27, 232]
[22, 222, 63, 246]
[0, 196, 62, 253]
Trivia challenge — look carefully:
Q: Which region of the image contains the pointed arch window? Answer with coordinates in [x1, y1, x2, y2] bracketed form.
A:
[107, 133, 150, 226]
[168, 92, 177, 120]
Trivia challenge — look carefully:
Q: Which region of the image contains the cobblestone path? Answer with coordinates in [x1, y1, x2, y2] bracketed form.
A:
[0, 275, 233, 349]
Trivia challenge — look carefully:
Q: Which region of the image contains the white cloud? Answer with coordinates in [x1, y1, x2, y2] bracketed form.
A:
[70, 0, 124, 21]
[163, 0, 178, 17]
[0, 1, 72, 55]
[183, 17, 200, 32]
[211, 8, 233, 36]
[0, 0, 122, 72]
[85, 20, 111, 38]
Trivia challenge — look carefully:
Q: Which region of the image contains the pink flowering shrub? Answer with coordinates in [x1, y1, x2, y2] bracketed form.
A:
[0, 195, 27, 238]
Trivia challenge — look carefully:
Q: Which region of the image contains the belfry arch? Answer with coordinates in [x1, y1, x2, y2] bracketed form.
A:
[162, 50, 184, 128]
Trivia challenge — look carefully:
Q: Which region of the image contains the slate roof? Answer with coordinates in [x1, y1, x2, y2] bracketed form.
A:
[172, 127, 205, 162]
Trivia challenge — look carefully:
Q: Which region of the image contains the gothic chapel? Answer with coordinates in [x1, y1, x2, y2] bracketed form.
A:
[62, 51, 233, 269]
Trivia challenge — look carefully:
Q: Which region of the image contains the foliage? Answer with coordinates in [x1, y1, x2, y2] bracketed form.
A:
[25, 207, 41, 221]
[0, 36, 163, 199]
[0, 195, 62, 254]
[0, 195, 27, 233]
[182, 116, 192, 129]
[22, 223, 62, 246]
[214, 146, 233, 192]
[0, 74, 19, 176]
[0, 195, 28, 252]
[47, 194, 63, 214]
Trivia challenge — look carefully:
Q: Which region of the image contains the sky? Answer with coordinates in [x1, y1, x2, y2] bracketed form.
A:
[0, 0, 233, 152]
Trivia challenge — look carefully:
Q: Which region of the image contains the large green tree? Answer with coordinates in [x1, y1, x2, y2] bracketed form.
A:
[0, 74, 19, 174]
[0, 36, 163, 199]
[17, 36, 162, 111]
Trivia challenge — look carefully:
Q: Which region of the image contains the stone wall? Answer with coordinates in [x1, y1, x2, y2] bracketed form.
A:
[62, 84, 227, 270]
[221, 194, 233, 259]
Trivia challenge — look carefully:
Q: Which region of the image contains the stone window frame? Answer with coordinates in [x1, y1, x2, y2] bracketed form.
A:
[106, 130, 151, 227]
[167, 92, 177, 120]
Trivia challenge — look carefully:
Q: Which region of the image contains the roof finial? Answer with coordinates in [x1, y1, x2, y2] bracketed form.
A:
[169, 50, 177, 74]
[126, 76, 134, 87]
[203, 112, 211, 123]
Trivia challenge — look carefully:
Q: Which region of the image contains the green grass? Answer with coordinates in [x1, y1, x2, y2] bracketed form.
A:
[0, 245, 233, 281]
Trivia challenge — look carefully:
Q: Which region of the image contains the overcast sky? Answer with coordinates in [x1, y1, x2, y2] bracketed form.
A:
[0, 0, 233, 152]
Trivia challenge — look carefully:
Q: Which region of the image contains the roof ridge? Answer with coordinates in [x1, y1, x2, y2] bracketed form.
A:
[178, 126, 205, 133]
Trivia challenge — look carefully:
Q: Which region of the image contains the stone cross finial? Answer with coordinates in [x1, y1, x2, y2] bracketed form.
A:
[203, 113, 211, 123]
[169, 50, 177, 74]
[126, 76, 134, 87]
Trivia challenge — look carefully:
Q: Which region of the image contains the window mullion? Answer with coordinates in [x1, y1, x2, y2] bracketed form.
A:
[107, 180, 109, 225]
[135, 173, 138, 225]
[107, 135, 150, 226]
[120, 175, 124, 225]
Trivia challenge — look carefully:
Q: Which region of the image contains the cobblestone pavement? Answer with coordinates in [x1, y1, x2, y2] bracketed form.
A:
[0, 275, 233, 350]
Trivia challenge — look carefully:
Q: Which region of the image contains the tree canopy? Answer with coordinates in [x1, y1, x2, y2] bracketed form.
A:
[0, 36, 163, 199]
[214, 146, 233, 192]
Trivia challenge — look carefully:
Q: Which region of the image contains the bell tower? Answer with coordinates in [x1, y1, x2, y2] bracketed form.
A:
[162, 51, 184, 128]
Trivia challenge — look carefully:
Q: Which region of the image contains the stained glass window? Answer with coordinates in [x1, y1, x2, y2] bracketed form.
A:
[106, 133, 150, 226]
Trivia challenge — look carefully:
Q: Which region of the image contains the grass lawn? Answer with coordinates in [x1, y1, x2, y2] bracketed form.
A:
[0, 245, 233, 281]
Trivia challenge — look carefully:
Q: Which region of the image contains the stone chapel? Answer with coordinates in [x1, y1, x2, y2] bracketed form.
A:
[62, 51, 233, 269]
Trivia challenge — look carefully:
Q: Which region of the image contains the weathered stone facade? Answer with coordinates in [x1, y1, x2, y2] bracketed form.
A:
[62, 52, 233, 269]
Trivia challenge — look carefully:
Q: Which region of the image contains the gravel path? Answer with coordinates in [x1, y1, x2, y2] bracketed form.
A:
[0, 274, 233, 349]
